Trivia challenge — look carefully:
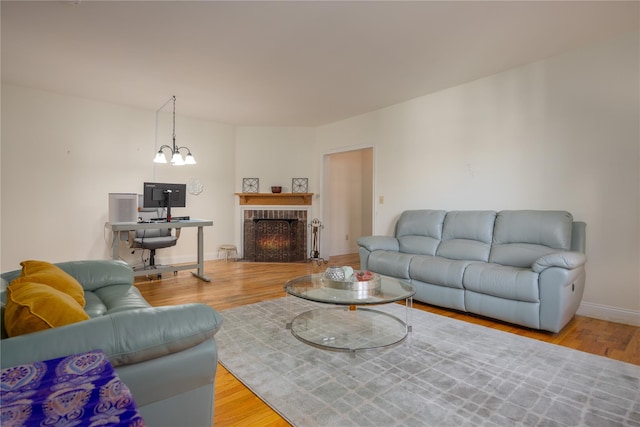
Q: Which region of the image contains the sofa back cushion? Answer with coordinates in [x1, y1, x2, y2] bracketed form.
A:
[56, 260, 134, 292]
[490, 210, 573, 268]
[395, 210, 446, 255]
[436, 211, 496, 261]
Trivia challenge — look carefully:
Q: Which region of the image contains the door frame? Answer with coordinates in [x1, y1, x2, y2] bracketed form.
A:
[320, 145, 375, 259]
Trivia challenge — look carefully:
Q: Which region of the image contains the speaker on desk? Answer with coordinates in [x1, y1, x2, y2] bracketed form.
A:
[109, 193, 138, 223]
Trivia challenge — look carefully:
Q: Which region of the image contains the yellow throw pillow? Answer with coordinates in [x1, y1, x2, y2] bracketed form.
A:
[16, 260, 85, 307]
[4, 281, 90, 337]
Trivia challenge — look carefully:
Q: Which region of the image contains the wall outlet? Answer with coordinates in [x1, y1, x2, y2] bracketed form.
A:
[379, 195, 385, 204]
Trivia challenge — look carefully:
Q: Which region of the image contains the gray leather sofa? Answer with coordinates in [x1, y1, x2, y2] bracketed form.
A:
[0, 260, 223, 427]
[358, 210, 587, 333]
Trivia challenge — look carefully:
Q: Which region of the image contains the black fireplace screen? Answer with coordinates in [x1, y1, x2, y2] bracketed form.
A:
[243, 211, 307, 262]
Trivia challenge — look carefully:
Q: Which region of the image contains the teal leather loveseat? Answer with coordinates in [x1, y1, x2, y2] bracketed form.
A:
[1, 259, 223, 427]
[358, 210, 587, 333]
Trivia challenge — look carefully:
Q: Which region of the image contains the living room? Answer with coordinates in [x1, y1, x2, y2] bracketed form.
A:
[1, 2, 639, 425]
[2, 1, 638, 327]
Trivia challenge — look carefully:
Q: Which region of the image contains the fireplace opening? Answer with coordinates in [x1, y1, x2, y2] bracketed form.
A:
[255, 219, 296, 262]
[243, 210, 307, 262]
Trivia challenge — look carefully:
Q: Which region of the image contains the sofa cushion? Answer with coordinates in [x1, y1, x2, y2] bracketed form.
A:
[367, 251, 414, 279]
[16, 260, 86, 307]
[409, 255, 473, 289]
[396, 210, 446, 255]
[4, 281, 90, 337]
[463, 263, 540, 303]
[490, 211, 573, 268]
[398, 236, 441, 256]
[436, 211, 496, 261]
[93, 285, 151, 314]
[83, 286, 150, 318]
[84, 291, 108, 318]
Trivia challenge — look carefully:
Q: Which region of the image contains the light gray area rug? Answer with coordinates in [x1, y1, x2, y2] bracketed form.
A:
[217, 298, 640, 427]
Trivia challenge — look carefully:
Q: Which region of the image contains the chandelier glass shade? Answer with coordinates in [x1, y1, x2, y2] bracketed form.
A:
[153, 95, 196, 166]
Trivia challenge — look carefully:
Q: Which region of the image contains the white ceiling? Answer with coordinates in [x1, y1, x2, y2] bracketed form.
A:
[2, 1, 638, 126]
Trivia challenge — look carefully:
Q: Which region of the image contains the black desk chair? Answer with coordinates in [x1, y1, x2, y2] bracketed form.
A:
[128, 228, 180, 277]
[128, 203, 181, 277]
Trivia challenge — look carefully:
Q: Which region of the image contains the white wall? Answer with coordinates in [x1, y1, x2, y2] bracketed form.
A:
[1, 85, 236, 271]
[235, 126, 316, 194]
[316, 32, 640, 324]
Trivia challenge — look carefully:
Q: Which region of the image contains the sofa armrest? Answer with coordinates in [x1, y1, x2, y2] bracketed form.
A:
[0, 303, 222, 369]
[357, 236, 400, 252]
[532, 251, 587, 273]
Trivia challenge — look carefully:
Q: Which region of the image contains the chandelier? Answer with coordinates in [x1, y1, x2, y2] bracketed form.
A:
[153, 95, 196, 165]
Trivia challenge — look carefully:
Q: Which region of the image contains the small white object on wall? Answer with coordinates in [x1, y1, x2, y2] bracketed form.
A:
[187, 177, 203, 195]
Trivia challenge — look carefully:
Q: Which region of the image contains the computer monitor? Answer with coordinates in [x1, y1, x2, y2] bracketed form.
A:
[143, 182, 186, 220]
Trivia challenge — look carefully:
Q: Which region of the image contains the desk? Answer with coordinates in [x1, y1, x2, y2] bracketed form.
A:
[107, 219, 213, 282]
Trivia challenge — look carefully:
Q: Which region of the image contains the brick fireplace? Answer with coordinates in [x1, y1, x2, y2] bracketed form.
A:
[243, 209, 308, 262]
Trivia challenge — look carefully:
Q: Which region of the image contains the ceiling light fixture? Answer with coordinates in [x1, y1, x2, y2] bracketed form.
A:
[153, 95, 196, 166]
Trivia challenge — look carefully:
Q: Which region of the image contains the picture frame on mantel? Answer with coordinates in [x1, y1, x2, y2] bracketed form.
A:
[292, 178, 308, 193]
[242, 178, 259, 193]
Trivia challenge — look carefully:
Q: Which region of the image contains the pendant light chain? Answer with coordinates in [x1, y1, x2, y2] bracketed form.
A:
[172, 95, 177, 150]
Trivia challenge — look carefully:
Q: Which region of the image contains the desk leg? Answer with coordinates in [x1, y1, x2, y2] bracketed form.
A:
[191, 225, 211, 282]
[111, 231, 120, 260]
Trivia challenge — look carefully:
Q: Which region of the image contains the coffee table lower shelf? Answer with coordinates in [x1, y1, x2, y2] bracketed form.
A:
[287, 305, 411, 357]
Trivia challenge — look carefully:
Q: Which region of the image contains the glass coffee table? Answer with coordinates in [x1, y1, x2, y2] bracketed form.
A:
[284, 273, 415, 357]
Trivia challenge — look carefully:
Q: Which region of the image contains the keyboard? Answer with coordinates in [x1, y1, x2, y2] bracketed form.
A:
[143, 216, 190, 223]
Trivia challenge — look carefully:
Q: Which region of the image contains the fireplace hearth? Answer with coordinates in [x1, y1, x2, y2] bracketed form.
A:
[243, 210, 307, 262]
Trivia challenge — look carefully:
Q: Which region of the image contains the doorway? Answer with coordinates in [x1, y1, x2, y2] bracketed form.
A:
[321, 147, 374, 258]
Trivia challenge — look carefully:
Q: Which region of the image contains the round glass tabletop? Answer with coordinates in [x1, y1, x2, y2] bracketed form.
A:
[284, 273, 415, 305]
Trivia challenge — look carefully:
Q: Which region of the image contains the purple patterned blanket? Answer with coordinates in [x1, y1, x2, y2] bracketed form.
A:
[1, 349, 145, 427]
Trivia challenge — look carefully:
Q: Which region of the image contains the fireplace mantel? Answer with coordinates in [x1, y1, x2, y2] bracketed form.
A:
[235, 193, 313, 206]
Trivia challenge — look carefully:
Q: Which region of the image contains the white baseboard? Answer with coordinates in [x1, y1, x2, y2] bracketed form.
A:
[577, 302, 640, 327]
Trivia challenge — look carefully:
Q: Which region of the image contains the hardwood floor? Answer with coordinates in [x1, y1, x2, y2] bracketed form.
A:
[134, 254, 639, 427]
